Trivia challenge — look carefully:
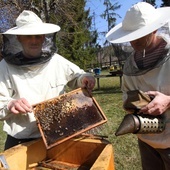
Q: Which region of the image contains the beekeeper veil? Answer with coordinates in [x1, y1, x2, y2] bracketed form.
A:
[2, 10, 60, 66]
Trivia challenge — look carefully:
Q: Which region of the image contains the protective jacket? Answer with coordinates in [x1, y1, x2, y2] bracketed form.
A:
[0, 53, 89, 139]
[122, 35, 170, 149]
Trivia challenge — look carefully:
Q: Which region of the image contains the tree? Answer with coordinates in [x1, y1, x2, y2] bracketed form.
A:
[54, 0, 98, 68]
[100, 0, 121, 41]
[143, 0, 156, 6]
[160, 0, 170, 6]
[100, 0, 122, 66]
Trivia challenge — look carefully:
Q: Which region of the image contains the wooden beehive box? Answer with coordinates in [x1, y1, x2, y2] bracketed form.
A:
[33, 88, 107, 149]
[0, 137, 115, 170]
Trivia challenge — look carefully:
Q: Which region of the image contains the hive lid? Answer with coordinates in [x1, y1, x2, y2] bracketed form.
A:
[33, 88, 107, 149]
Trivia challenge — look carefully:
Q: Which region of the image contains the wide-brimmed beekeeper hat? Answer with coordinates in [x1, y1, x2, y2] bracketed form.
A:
[106, 2, 170, 44]
[3, 10, 60, 35]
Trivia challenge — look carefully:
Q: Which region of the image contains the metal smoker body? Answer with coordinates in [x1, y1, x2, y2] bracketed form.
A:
[115, 113, 165, 136]
[115, 90, 166, 136]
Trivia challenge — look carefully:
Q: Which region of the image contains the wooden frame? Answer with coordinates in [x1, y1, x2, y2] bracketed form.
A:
[33, 88, 107, 149]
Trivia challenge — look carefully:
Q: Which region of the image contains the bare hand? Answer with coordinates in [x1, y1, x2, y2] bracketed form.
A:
[8, 98, 32, 114]
[140, 91, 170, 116]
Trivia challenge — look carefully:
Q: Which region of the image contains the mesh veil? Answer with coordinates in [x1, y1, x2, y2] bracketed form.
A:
[2, 33, 58, 66]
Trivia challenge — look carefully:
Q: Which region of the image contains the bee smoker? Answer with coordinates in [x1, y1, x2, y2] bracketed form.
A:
[115, 113, 165, 136]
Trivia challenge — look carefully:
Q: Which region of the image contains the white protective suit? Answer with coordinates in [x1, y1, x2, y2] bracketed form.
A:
[122, 35, 170, 149]
[0, 53, 90, 139]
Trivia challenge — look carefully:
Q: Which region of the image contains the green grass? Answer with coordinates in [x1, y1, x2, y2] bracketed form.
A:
[0, 72, 142, 170]
[0, 122, 6, 151]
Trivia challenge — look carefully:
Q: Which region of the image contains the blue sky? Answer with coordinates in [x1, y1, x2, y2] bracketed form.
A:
[86, 0, 162, 46]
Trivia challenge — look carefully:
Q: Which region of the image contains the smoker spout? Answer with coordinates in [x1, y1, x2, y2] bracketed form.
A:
[115, 114, 140, 136]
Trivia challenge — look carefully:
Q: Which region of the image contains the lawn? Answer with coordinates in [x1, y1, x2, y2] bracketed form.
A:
[0, 71, 142, 170]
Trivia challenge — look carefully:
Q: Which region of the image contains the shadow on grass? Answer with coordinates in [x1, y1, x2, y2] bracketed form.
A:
[93, 86, 122, 94]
